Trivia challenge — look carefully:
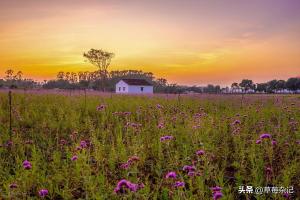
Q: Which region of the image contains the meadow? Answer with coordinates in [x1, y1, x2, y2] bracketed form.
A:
[0, 90, 299, 199]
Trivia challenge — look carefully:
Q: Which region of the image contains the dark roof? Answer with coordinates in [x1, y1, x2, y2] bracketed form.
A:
[120, 79, 153, 86]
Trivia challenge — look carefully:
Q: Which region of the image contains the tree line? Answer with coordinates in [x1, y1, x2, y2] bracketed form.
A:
[1, 69, 300, 93]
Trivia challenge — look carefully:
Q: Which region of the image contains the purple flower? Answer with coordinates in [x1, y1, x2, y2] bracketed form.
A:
[265, 166, 272, 174]
[97, 104, 106, 111]
[128, 156, 139, 163]
[260, 133, 271, 139]
[283, 192, 289, 199]
[9, 183, 18, 189]
[156, 104, 163, 109]
[120, 163, 129, 169]
[188, 171, 195, 176]
[196, 150, 205, 156]
[160, 135, 174, 142]
[271, 140, 277, 145]
[233, 120, 241, 125]
[60, 139, 67, 146]
[158, 122, 164, 129]
[256, 139, 262, 144]
[71, 155, 78, 161]
[174, 181, 185, 188]
[213, 191, 223, 200]
[38, 189, 49, 197]
[6, 140, 13, 147]
[114, 179, 143, 193]
[183, 165, 196, 172]
[23, 160, 32, 170]
[211, 186, 222, 192]
[165, 171, 177, 179]
[80, 140, 87, 148]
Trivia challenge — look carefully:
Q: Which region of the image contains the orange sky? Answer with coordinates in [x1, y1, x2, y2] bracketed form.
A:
[0, 0, 300, 86]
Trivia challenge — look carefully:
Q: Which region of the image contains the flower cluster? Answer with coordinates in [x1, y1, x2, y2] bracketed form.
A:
[23, 160, 32, 170]
[76, 140, 90, 150]
[160, 135, 174, 142]
[38, 189, 49, 197]
[125, 122, 142, 129]
[165, 171, 177, 179]
[9, 183, 18, 189]
[256, 133, 271, 144]
[114, 179, 144, 193]
[96, 104, 106, 111]
[182, 165, 200, 177]
[165, 171, 185, 189]
[120, 156, 140, 169]
[211, 186, 223, 200]
[71, 155, 78, 161]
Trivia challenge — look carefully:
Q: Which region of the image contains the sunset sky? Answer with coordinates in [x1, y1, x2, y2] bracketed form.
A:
[0, 0, 300, 86]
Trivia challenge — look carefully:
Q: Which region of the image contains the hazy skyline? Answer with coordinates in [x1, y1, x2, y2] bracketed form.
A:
[0, 0, 300, 86]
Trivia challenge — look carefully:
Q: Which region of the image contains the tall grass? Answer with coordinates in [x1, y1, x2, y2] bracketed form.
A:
[0, 92, 299, 199]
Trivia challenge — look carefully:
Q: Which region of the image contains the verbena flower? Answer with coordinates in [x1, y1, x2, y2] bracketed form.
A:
[9, 183, 18, 189]
[260, 133, 271, 139]
[196, 150, 205, 156]
[165, 171, 177, 179]
[80, 140, 87, 148]
[120, 163, 129, 169]
[114, 179, 143, 193]
[183, 165, 196, 172]
[97, 104, 106, 111]
[120, 156, 140, 169]
[23, 160, 32, 170]
[160, 135, 174, 142]
[38, 189, 49, 197]
[156, 104, 163, 109]
[71, 155, 78, 161]
[211, 186, 223, 200]
[283, 192, 289, 199]
[233, 120, 241, 125]
[174, 181, 185, 188]
[213, 191, 223, 200]
[256, 139, 262, 144]
[158, 122, 164, 129]
[211, 186, 222, 192]
[6, 140, 13, 147]
[60, 139, 67, 146]
[271, 140, 277, 145]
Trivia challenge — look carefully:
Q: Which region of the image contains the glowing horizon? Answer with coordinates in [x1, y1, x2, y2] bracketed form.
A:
[0, 0, 300, 86]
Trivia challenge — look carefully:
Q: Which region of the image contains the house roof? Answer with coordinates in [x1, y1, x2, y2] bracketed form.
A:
[120, 79, 153, 86]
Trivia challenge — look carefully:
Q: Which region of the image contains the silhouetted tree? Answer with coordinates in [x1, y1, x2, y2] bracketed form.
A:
[285, 78, 300, 91]
[239, 79, 255, 91]
[83, 49, 115, 91]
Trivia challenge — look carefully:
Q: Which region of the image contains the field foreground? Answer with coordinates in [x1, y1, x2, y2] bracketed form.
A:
[0, 92, 299, 199]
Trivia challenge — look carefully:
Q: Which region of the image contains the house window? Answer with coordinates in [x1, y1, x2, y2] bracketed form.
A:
[119, 87, 121, 91]
[123, 87, 125, 91]
[141, 87, 144, 92]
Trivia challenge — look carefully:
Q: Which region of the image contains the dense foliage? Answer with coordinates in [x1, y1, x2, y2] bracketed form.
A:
[0, 92, 299, 199]
[1, 69, 300, 93]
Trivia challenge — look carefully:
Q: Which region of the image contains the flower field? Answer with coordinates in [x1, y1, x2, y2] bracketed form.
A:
[0, 91, 299, 199]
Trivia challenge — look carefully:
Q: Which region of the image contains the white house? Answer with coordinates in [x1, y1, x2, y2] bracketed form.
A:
[115, 79, 153, 94]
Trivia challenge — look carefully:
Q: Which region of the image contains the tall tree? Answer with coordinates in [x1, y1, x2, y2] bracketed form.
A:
[14, 71, 23, 80]
[239, 79, 254, 91]
[57, 71, 65, 80]
[83, 49, 115, 91]
[285, 78, 300, 91]
[5, 69, 14, 80]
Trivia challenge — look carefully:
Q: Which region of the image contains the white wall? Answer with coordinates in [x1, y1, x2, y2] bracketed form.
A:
[115, 80, 153, 94]
[128, 85, 153, 94]
[115, 80, 129, 93]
